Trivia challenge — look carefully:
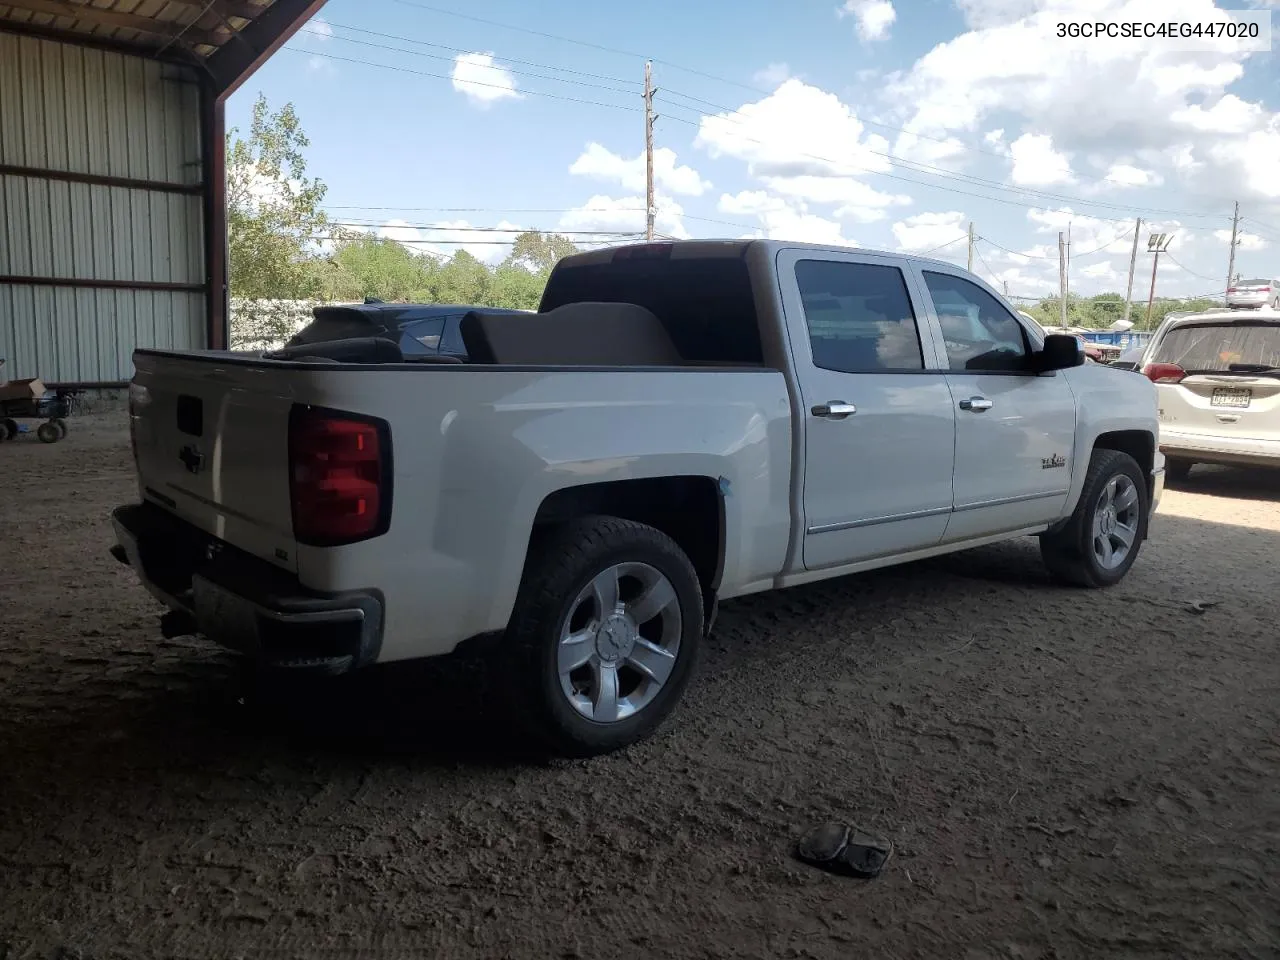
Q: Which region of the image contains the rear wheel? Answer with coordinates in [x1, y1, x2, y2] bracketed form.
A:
[0, 419, 16, 441]
[1165, 457, 1193, 484]
[1040, 449, 1149, 588]
[36, 421, 59, 443]
[51, 418, 68, 439]
[503, 515, 703, 758]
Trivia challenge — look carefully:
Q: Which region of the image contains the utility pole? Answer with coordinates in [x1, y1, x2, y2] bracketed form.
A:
[1065, 223, 1071, 307]
[643, 61, 656, 242]
[1145, 232, 1173, 327]
[1225, 200, 1240, 300]
[1003, 280, 1010, 297]
[1058, 232, 1068, 328]
[967, 221, 975, 273]
[1122, 217, 1142, 325]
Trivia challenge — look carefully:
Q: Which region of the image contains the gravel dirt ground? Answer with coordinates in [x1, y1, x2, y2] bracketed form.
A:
[1, 413, 1278, 960]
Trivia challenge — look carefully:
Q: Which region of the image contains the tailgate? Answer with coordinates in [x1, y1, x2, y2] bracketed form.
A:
[1158, 374, 1280, 442]
[130, 351, 299, 572]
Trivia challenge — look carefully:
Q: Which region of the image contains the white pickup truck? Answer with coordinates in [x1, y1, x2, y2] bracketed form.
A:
[111, 240, 1164, 756]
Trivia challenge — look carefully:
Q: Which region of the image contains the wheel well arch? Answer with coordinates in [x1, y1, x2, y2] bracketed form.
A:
[532, 476, 726, 621]
[1093, 429, 1155, 477]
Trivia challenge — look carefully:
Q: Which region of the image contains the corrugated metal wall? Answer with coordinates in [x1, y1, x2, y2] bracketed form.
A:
[0, 31, 207, 383]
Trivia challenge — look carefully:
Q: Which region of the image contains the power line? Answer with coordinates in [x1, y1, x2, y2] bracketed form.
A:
[385, 0, 1212, 193]
[1162, 251, 1221, 282]
[328, 220, 642, 235]
[658, 101, 1227, 222]
[973, 245, 1001, 285]
[325, 205, 647, 213]
[977, 226, 1134, 263]
[919, 235, 969, 255]
[283, 48, 641, 113]
[391, 0, 769, 93]
[296, 27, 641, 97]
[315, 21, 642, 88]
[315, 234, 638, 246]
[297, 18, 1233, 226]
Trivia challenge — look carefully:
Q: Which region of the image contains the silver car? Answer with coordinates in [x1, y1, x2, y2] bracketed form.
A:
[1141, 308, 1280, 480]
[1226, 278, 1280, 310]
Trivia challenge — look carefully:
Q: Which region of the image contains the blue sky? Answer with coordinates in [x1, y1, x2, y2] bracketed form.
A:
[229, 0, 1280, 301]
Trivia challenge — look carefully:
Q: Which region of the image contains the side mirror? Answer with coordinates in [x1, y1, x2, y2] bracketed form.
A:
[1037, 333, 1086, 372]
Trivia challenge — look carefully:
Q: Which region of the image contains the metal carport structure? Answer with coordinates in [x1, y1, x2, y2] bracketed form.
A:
[0, 0, 327, 388]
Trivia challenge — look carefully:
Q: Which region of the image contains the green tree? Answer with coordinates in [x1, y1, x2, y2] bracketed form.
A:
[504, 231, 579, 273]
[325, 234, 437, 302]
[227, 93, 329, 347]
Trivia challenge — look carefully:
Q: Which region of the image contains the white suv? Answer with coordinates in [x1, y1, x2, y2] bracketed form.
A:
[1142, 308, 1280, 480]
[1226, 278, 1280, 310]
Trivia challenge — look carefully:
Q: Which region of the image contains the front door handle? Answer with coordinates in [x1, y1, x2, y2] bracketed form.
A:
[958, 397, 994, 413]
[811, 401, 857, 419]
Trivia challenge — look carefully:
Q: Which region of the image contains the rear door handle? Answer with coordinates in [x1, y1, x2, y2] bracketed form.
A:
[811, 401, 857, 419]
[958, 397, 994, 413]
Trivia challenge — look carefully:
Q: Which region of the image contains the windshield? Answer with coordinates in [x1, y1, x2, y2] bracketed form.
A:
[1237, 279, 1273, 287]
[1153, 322, 1280, 372]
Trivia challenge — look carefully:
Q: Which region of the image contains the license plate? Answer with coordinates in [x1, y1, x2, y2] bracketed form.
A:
[1210, 387, 1251, 408]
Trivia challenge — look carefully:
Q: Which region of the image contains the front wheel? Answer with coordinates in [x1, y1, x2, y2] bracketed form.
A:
[503, 516, 703, 758]
[1040, 449, 1149, 588]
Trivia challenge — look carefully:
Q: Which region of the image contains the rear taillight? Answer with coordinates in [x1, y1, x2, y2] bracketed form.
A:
[127, 381, 149, 463]
[1143, 362, 1186, 384]
[288, 406, 392, 545]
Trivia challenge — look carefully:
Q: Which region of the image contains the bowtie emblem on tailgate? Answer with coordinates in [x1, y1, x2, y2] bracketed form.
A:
[179, 444, 205, 474]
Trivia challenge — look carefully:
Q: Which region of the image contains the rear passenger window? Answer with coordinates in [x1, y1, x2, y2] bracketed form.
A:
[795, 260, 925, 373]
[399, 318, 445, 356]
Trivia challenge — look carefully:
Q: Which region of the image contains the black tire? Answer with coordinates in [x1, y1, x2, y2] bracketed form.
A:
[52, 418, 68, 439]
[1040, 448, 1149, 588]
[0, 419, 16, 441]
[36, 421, 59, 443]
[503, 515, 703, 758]
[1165, 457, 1193, 484]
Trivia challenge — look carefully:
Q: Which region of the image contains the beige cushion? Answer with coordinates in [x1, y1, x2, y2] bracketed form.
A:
[460, 301, 682, 365]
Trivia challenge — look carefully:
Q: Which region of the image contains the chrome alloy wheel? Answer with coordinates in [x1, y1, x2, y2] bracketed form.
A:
[1092, 474, 1141, 570]
[556, 561, 683, 723]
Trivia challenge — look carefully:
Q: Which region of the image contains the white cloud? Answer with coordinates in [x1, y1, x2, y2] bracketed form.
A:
[569, 143, 710, 197]
[695, 79, 892, 181]
[376, 218, 525, 265]
[1081, 261, 1122, 282]
[1171, 95, 1267, 135]
[1101, 163, 1160, 188]
[746, 207, 859, 246]
[759, 175, 909, 218]
[1206, 127, 1280, 200]
[891, 211, 968, 252]
[718, 191, 859, 245]
[558, 195, 689, 240]
[892, 130, 968, 168]
[838, 0, 897, 41]
[307, 15, 333, 39]
[1026, 207, 1159, 257]
[1215, 228, 1269, 251]
[753, 63, 792, 87]
[983, 128, 1005, 147]
[719, 191, 790, 217]
[1009, 133, 1073, 186]
[451, 52, 522, 107]
[886, 0, 1278, 199]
